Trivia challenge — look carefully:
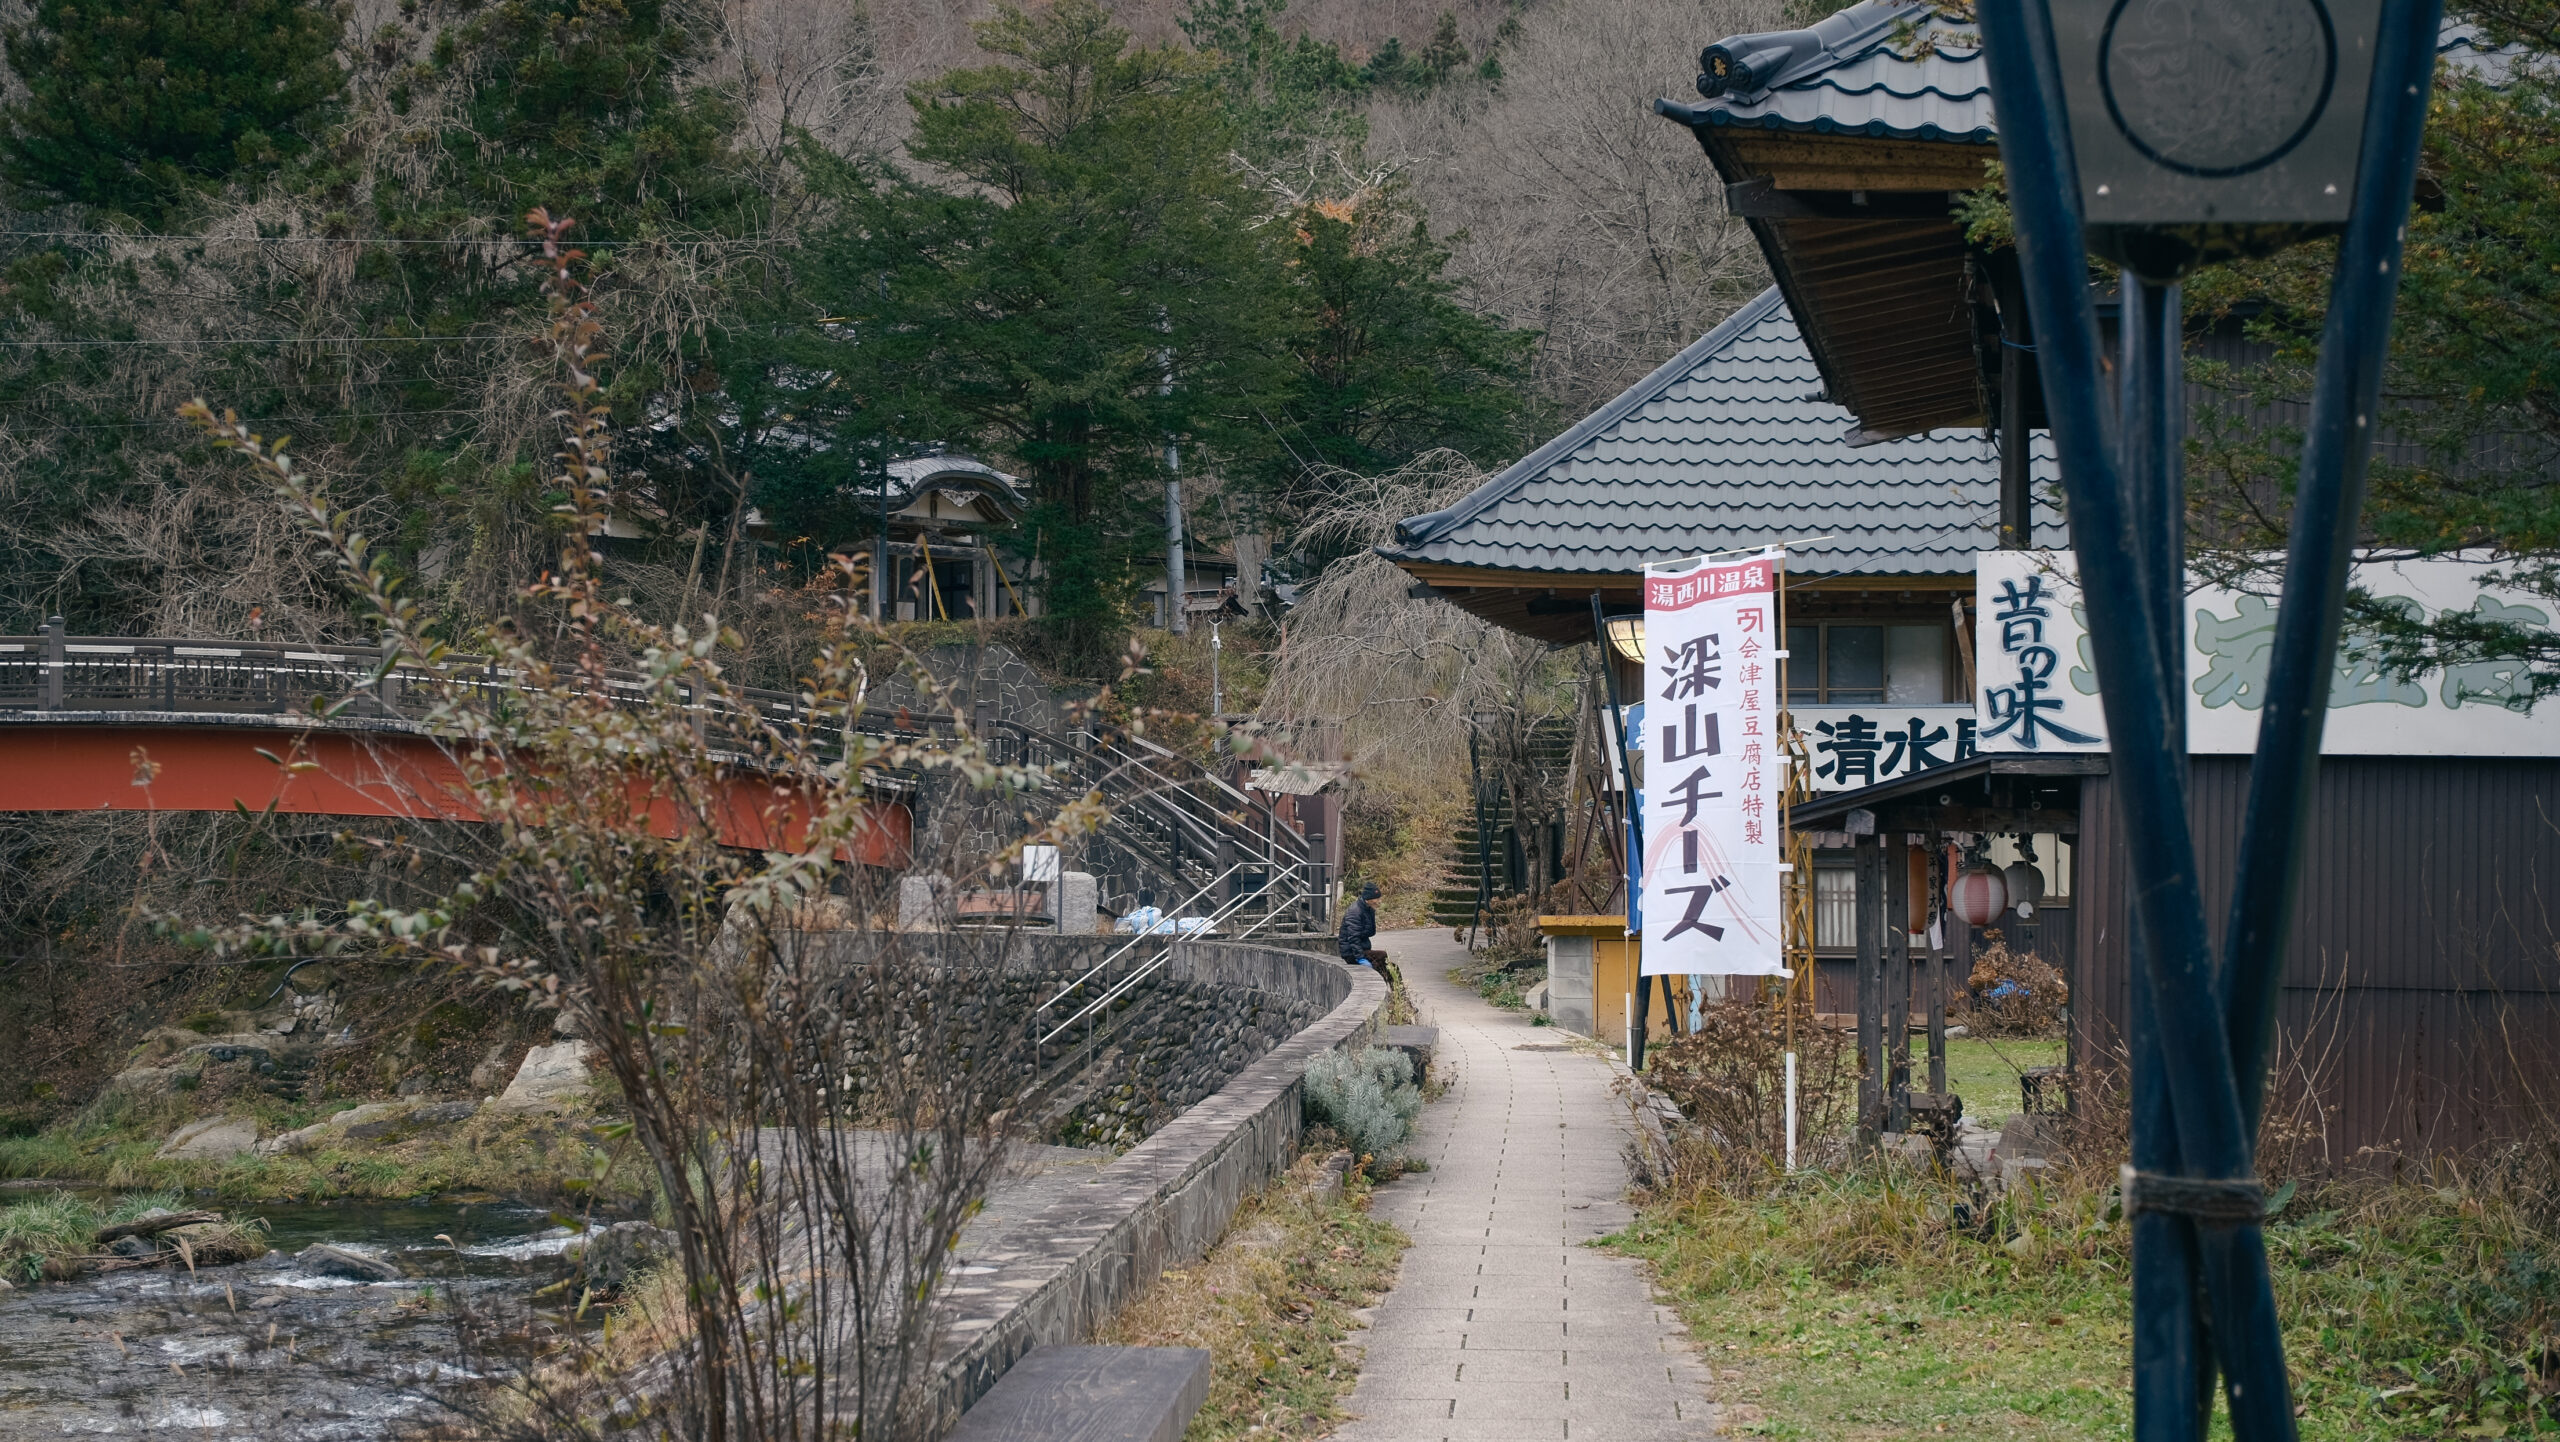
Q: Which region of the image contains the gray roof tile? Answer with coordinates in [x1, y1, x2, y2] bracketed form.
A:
[1383, 287, 2062, 578]
[1689, 3, 2518, 145]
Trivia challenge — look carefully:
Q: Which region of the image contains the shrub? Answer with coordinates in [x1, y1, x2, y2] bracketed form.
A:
[1304, 1046, 1421, 1159]
[0, 1191, 95, 1282]
[1642, 998, 1856, 1194]
[1961, 927, 2069, 1037]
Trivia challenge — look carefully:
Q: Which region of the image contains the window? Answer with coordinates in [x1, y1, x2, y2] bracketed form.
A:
[1987, 834, 2073, 904]
[1886, 626, 1947, 703]
[1786, 622, 1952, 705]
[1815, 862, 1857, 949]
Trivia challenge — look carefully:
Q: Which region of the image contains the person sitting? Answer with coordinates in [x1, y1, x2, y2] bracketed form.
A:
[1338, 882, 1381, 967]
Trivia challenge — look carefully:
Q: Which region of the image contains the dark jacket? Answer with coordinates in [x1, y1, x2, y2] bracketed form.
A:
[1337, 898, 1378, 960]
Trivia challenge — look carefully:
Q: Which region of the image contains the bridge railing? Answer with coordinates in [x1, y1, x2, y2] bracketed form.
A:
[0, 626, 959, 747]
[0, 627, 1323, 925]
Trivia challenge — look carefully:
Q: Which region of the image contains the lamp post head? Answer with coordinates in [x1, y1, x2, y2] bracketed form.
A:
[2050, 0, 2385, 237]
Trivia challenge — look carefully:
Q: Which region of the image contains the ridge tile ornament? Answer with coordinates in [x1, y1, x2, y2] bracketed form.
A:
[2055, 0, 2386, 225]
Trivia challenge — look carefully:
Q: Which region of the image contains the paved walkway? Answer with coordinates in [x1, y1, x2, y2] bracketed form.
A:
[1336, 928, 1721, 1441]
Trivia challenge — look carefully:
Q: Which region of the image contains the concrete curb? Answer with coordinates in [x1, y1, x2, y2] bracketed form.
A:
[930, 943, 1389, 1432]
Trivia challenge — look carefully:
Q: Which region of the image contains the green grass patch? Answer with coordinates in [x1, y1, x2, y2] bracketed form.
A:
[0, 1186, 267, 1283]
[1941, 1036, 2064, 1124]
[0, 1190, 104, 1282]
[1448, 958, 1534, 1011]
[1612, 1161, 2560, 1440]
[0, 1098, 653, 1205]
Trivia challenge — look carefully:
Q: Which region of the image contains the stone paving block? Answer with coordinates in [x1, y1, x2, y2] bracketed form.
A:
[1343, 1395, 1459, 1421]
[1453, 1323, 1574, 1350]
[1441, 1381, 1584, 1412]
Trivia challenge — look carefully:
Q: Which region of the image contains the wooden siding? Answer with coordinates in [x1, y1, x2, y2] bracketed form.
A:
[2075, 757, 2560, 1165]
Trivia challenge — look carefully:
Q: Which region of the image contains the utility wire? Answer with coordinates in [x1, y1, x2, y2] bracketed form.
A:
[12, 409, 487, 432]
[0, 231, 766, 247]
[0, 335, 504, 348]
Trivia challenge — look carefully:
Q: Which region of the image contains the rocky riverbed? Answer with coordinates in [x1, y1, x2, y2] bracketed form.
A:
[0, 1190, 621, 1438]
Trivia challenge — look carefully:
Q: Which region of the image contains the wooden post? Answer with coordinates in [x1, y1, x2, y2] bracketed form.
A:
[1854, 834, 1885, 1150]
[1886, 834, 1913, 1133]
[1927, 838, 1949, 1097]
[1995, 257, 2034, 550]
[1951, 891, 1974, 1057]
[40, 616, 62, 711]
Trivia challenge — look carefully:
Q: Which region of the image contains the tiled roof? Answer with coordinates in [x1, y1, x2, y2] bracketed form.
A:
[884, 454, 1027, 510]
[1685, 3, 2521, 144]
[1383, 288, 2062, 579]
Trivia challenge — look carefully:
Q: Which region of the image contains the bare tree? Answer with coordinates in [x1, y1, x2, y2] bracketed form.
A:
[1263, 451, 1579, 893]
[170, 214, 1091, 1441]
[1367, 0, 1779, 413]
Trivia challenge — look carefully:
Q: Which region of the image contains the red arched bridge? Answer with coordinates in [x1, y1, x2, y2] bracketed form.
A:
[0, 628, 1324, 928]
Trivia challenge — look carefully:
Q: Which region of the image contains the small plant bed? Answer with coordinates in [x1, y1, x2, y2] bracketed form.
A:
[0, 1187, 269, 1283]
[1098, 1148, 1410, 1440]
[1611, 1162, 2560, 1440]
[1449, 954, 1539, 1011]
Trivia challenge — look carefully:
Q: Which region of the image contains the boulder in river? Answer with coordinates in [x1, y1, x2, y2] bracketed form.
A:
[257, 1102, 397, 1156]
[569, 1221, 676, 1290]
[296, 1243, 402, 1282]
[490, 1041, 594, 1115]
[156, 1116, 259, 1160]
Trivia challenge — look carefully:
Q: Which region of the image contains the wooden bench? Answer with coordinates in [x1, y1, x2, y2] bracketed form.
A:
[946, 1345, 1211, 1442]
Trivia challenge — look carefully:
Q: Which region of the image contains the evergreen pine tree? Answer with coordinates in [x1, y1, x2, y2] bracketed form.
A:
[0, 0, 343, 217]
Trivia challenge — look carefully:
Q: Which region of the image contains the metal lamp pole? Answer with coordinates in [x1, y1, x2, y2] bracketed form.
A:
[1972, 3, 2442, 1438]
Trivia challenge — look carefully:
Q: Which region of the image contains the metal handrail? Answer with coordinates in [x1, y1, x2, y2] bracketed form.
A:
[1039, 886, 1269, 1045]
[986, 717, 1320, 930]
[1035, 864, 1294, 1046]
[1031, 861, 1249, 1016]
[1110, 726, 1304, 845]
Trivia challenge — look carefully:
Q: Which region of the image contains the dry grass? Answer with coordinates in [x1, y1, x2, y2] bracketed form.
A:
[1615, 1135, 2560, 1439]
[1098, 1149, 1409, 1440]
[0, 1187, 270, 1282]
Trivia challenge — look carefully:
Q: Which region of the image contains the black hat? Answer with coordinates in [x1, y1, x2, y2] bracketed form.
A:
[1360, 882, 1381, 900]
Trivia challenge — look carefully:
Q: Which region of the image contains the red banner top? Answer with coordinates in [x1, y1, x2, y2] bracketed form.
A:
[1644, 558, 1774, 612]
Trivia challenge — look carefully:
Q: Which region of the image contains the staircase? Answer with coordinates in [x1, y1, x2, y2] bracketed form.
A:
[1428, 718, 1579, 928]
[983, 719, 1324, 936]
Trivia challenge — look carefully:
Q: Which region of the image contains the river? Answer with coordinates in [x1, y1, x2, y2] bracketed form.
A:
[0, 1192, 594, 1438]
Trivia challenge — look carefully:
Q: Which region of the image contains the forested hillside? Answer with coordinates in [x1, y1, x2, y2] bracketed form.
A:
[0, 0, 1776, 653]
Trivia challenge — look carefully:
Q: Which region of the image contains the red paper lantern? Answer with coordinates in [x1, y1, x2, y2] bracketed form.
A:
[1947, 865, 2009, 928]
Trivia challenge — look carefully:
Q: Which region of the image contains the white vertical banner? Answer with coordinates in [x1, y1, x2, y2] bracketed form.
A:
[1975, 550, 2108, 752]
[1640, 551, 1786, 976]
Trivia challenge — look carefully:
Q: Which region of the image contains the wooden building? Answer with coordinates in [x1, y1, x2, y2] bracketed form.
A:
[1632, 0, 2557, 1163]
[1380, 284, 2071, 997]
[1385, 0, 2559, 1163]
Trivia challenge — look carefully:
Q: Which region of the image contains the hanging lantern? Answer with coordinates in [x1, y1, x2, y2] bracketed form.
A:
[1947, 864, 2009, 928]
[2002, 861, 2047, 913]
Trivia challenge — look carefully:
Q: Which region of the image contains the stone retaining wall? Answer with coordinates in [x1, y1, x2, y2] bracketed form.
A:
[926, 939, 1387, 1432]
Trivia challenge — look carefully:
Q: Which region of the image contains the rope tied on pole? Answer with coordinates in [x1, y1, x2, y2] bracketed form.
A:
[2120, 1166, 2266, 1227]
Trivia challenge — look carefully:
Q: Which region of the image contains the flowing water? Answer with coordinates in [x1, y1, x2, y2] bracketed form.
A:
[0, 1191, 594, 1439]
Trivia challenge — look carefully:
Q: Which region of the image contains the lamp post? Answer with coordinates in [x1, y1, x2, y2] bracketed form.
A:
[1592, 599, 1651, 1067]
[1973, 4, 2441, 1439]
